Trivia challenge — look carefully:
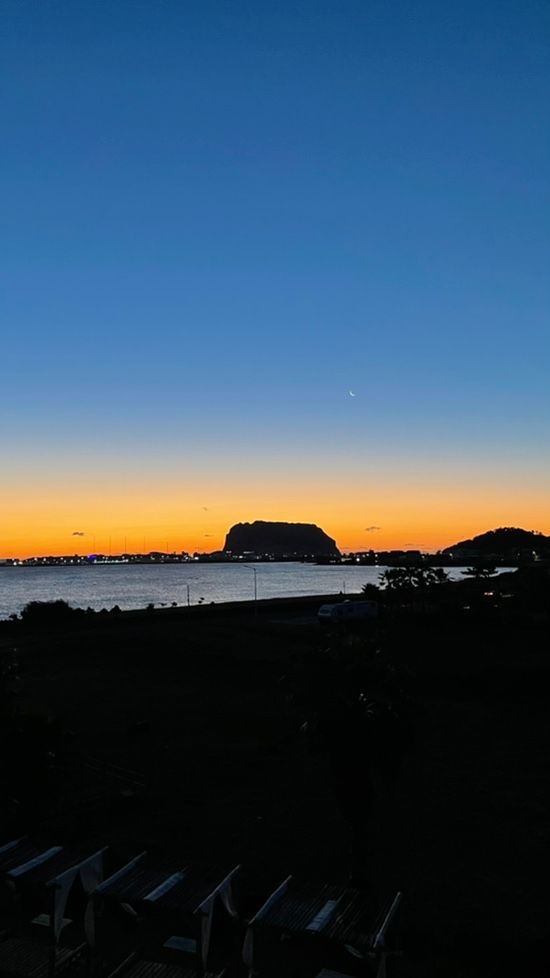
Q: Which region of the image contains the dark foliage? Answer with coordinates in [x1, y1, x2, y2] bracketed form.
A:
[461, 566, 498, 579]
[380, 566, 450, 592]
[19, 599, 84, 626]
[361, 582, 380, 599]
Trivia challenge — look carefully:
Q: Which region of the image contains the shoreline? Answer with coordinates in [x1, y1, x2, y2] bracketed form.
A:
[0, 564, 519, 622]
[0, 592, 360, 629]
[0, 557, 530, 567]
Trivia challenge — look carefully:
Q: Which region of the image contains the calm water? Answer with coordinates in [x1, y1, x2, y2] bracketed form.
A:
[0, 563, 507, 619]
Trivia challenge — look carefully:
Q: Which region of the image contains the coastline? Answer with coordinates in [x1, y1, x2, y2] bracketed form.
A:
[0, 562, 517, 621]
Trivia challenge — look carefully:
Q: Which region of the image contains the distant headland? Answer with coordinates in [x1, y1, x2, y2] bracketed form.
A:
[223, 521, 340, 558]
[1, 525, 548, 567]
[442, 526, 550, 558]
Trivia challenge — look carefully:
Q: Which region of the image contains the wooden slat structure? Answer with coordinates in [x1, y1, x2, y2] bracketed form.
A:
[0, 936, 84, 978]
[244, 877, 402, 977]
[315, 971, 355, 978]
[110, 964, 198, 978]
[97, 859, 238, 916]
[0, 838, 107, 978]
[95, 854, 240, 976]
[105, 958, 222, 978]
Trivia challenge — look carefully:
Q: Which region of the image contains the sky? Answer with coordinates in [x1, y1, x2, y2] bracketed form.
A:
[1, 0, 549, 556]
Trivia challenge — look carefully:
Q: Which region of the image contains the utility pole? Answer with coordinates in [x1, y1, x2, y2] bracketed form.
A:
[242, 565, 258, 616]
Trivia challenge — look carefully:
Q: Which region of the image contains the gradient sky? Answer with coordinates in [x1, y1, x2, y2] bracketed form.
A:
[2, 0, 549, 556]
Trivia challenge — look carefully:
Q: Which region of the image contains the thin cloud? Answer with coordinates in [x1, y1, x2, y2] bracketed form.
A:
[364, 526, 381, 532]
[72, 531, 85, 536]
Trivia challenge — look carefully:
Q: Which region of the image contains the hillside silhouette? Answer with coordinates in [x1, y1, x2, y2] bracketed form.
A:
[444, 526, 550, 556]
[224, 520, 340, 557]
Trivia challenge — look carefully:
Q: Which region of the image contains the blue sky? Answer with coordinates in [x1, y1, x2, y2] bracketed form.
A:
[1, 0, 549, 553]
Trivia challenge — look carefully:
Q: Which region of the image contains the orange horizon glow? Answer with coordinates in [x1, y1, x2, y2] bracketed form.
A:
[3, 2, 550, 576]
[2, 485, 549, 559]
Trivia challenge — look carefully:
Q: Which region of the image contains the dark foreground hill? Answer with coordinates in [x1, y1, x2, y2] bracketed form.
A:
[444, 526, 550, 557]
[224, 520, 339, 557]
[2, 584, 550, 977]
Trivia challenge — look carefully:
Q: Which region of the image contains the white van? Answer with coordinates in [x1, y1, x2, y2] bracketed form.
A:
[318, 600, 378, 623]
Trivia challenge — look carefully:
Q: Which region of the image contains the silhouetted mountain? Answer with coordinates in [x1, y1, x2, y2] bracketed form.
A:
[443, 527, 550, 556]
[224, 521, 340, 557]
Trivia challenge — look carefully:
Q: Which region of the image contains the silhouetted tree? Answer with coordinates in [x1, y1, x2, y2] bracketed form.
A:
[361, 582, 380, 599]
[461, 566, 498, 580]
[20, 600, 82, 626]
[380, 565, 449, 592]
[380, 568, 413, 592]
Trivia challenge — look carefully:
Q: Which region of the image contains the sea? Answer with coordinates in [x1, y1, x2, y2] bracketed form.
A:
[0, 563, 512, 620]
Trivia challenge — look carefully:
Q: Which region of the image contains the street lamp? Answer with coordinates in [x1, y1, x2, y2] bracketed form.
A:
[241, 564, 258, 614]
